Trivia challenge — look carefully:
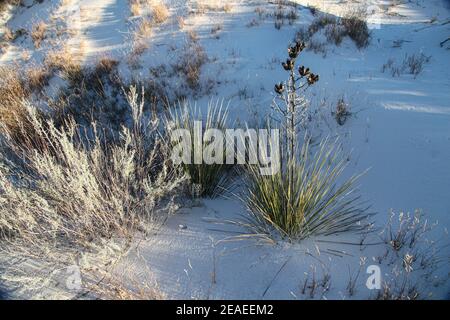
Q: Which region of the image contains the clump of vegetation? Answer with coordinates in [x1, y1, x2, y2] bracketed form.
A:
[333, 97, 351, 126]
[152, 2, 169, 24]
[0, 0, 20, 14]
[296, 10, 370, 49]
[272, 1, 298, 30]
[341, 9, 370, 48]
[174, 34, 208, 91]
[372, 210, 446, 300]
[0, 87, 185, 258]
[45, 46, 83, 83]
[25, 64, 52, 92]
[382, 53, 431, 78]
[245, 138, 369, 240]
[166, 100, 232, 198]
[31, 21, 47, 48]
[0, 66, 34, 147]
[49, 56, 131, 132]
[195, 1, 233, 14]
[245, 42, 369, 240]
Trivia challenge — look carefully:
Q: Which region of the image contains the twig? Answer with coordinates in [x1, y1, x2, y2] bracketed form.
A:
[262, 256, 292, 297]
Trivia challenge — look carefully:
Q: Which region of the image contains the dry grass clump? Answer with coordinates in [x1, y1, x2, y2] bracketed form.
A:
[31, 21, 47, 48]
[333, 97, 351, 126]
[2, 27, 15, 42]
[273, 2, 298, 29]
[0, 66, 31, 145]
[152, 2, 169, 24]
[174, 34, 208, 90]
[95, 56, 120, 75]
[45, 47, 83, 83]
[129, 0, 142, 16]
[135, 16, 153, 40]
[0, 87, 185, 259]
[196, 1, 233, 14]
[25, 65, 52, 92]
[129, 16, 153, 65]
[381, 53, 431, 78]
[370, 210, 447, 300]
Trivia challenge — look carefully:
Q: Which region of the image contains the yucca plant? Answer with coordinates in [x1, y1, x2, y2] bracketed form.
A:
[245, 138, 370, 240]
[244, 41, 369, 240]
[166, 100, 233, 197]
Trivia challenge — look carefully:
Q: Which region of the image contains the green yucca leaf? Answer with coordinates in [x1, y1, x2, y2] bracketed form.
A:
[244, 138, 371, 240]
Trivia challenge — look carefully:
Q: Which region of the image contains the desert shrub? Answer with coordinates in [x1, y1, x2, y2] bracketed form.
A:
[296, 11, 370, 49]
[272, 2, 298, 29]
[245, 139, 369, 240]
[129, 0, 141, 16]
[324, 23, 346, 45]
[2, 27, 15, 42]
[0, 87, 185, 257]
[166, 100, 232, 197]
[0, 0, 20, 13]
[308, 14, 337, 35]
[342, 9, 370, 48]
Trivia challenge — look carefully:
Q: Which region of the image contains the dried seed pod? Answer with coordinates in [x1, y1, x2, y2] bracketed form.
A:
[298, 66, 310, 77]
[282, 59, 294, 71]
[295, 41, 306, 53]
[274, 83, 285, 94]
[307, 73, 319, 85]
[288, 46, 299, 59]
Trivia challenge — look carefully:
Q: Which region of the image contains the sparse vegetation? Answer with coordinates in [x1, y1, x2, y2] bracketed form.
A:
[382, 53, 431, 78]
[174, 34, 208, 90]
[341, 8, 370, 48]
[333, 97, 351, 126]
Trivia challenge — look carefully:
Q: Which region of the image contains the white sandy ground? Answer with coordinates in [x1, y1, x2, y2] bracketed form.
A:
[0, 0, 449, 299]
